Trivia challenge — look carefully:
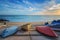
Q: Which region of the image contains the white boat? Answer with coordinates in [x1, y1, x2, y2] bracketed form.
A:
[1, 26, 18, 38]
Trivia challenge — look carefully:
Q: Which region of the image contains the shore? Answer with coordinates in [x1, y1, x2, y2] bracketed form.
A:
[0, 21, 51, 30]
[0, 21, 51, 26]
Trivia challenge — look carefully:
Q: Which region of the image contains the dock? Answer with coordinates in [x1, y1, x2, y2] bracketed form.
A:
[0, 22, 60, 40]
[0, 30, 60, 40]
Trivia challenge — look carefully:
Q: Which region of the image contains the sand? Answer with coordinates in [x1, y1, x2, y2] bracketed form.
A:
[0, 21, 51, 26]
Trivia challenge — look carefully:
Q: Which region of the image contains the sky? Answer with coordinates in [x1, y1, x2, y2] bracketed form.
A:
[0, 0, 60, 15]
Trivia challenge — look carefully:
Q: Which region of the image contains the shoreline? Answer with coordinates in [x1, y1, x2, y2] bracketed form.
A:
[0, 21, 51, 29]
[5, 21, 51, 26]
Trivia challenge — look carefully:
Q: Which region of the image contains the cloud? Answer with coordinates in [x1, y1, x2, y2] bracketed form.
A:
[0, 0, 59, 15]
[28, 7, 34, 11]
[31, 0, 60, 15]
[48, 4, 60, 10]
[34, 3, 60, 15]
[45, 4, 60, 15]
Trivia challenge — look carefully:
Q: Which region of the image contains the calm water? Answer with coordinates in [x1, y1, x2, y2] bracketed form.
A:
[0, 15, 60, 22]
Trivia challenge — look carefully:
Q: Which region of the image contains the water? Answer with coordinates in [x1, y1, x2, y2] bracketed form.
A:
[0, 15, 60, 22]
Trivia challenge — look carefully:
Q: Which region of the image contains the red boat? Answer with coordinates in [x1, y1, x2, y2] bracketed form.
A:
[36, 26, 58, 37]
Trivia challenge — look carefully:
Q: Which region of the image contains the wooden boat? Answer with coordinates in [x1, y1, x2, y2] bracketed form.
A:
[36, 26, 58, 37]
[21, 23, 32, 31]
[1, 26, 18, 38]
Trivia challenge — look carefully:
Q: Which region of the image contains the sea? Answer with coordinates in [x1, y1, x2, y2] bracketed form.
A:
[0, 15, 60, 22]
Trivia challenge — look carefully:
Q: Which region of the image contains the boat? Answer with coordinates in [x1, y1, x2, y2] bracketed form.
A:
[36, 26, 58, 37]
[1, 26, 18, 38]
[52, 28, 60, 31]
[44, 20, 60, 31]
[45, 20, 60, 28]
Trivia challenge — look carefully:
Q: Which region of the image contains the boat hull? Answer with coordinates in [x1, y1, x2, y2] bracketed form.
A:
[1, 26, 18, 38]
[36, 26, 58, 37]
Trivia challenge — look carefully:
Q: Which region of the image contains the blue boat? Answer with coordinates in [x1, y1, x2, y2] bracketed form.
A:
[45, 20, 60, 31]
[51, 20, 60, 24]
[51, 20, 57, 24]
[0, 28, 6, 36]
[1, 26, 18, 38]
[45, 20, 60, 28]
[46, 23, 60, 28]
